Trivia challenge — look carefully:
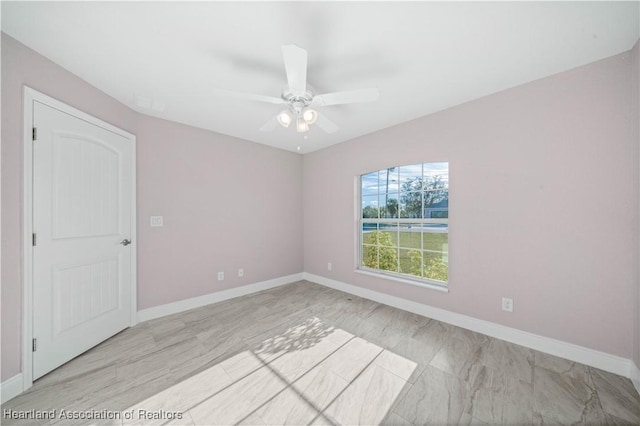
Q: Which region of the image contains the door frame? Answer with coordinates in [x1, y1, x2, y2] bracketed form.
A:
[22, 86, 138, 391]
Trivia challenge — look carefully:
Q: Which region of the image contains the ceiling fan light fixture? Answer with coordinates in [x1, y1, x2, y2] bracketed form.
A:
[302, 108, 318, 124]
[227, 45, 379, 135]
[296, 117, 310, 133]
[277, 110, 293, 128]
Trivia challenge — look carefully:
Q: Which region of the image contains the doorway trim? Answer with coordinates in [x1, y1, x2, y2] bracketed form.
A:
[22, 86, 137, 391]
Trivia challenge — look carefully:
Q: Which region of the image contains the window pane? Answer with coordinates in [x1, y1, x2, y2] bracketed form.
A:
[400, 192, 422, 218]
[424, 190, 448, 218]
[399, 248, 421, 276]
[424, 162, 449, 179]
[364, 225, 398, 272]
[422, 224, 448, 252]
[423, 175, 449, 191]
[363, 226, 398, 247]
[423, 163, 448, 221]
[362, 245, 378, 269]
[378, 168, 399, 199]
[378, 222, 398, 246]
[362, 195, 380, 218]
[362, 223, 378, 244]
[378, 247, 398, 272]
[381, 193, 399, 218]
[398, 223, 421, 249]
[423, 250, 448, 282]
[361, 171, 379, 197]
[399, 164, 423, 192]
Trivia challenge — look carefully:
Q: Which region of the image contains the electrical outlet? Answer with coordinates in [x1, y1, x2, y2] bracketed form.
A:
[238, 268, 244, 277]
[502, 297, 513, 312]
[217, 272, 224, 281]
[327, 262, 332, 271]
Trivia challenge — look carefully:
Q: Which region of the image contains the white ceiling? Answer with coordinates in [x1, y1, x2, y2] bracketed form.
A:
[2, 2, 639, 153]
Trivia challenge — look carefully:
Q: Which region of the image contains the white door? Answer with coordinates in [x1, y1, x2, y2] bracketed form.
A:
[32, 101, 134, 380]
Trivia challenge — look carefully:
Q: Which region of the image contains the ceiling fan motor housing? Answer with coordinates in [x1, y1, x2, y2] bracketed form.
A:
[281, 88, 314, 116]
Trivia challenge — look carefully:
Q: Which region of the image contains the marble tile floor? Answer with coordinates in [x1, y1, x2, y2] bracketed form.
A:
[2, 280, 639, 425]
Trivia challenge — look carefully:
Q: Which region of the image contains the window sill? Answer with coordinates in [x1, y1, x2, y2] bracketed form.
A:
[354, 268, 449, 293]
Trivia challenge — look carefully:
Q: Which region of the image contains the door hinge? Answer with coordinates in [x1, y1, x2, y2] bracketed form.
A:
[32, 338, 37, 352]
[32, 127, 37, 141]
[32, 233, 37, 246]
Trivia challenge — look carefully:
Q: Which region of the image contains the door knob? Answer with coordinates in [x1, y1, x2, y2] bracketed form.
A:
[120, 239, 132, 246]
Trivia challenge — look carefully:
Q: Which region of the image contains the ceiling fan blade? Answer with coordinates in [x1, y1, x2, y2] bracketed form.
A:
[282, 44, 307, 93]
[312, 88, 379, 106]
[212, 89, 284, 105]
[315, 113, 339, 134]
[259, 116, 279, 132]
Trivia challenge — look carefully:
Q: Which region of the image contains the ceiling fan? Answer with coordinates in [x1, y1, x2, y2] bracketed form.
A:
[219, 44, 380, 134]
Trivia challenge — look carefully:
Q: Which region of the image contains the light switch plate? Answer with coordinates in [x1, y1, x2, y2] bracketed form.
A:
[150, 216, 164, 227]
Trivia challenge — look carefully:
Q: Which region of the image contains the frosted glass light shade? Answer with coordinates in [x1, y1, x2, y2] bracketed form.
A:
[302, 108, 318, 124]
[296, 117, 309, 133]
[277, 110, 293, 127]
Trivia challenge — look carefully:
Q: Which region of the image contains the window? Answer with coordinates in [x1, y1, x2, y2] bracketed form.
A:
[359, 162, 449, 286]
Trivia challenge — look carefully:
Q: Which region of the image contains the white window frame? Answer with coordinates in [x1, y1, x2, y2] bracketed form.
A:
[356, 163, 449, 290]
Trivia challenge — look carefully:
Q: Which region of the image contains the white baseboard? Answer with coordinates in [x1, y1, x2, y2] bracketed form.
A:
[632, 361, 640, 396]
[137, 273, 304, 323]
[1, 374, 24, 404]
[5, 272, 635, 405]
[303, 273, 633, 380]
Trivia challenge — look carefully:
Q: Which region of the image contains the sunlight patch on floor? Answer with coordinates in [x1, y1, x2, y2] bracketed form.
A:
[124, 317, 417, 425]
